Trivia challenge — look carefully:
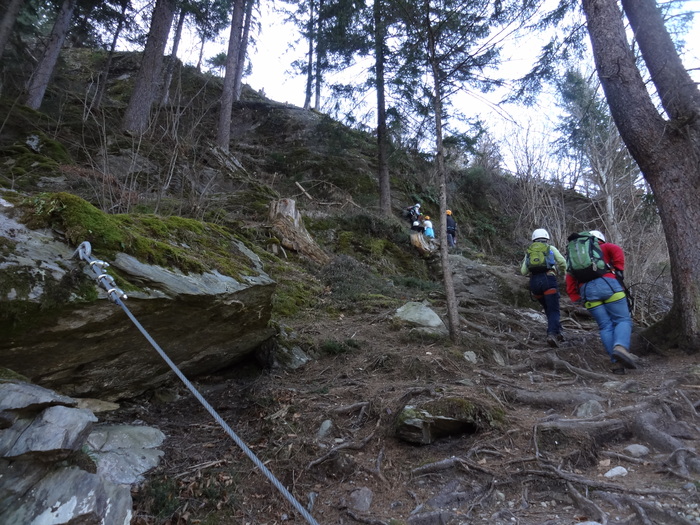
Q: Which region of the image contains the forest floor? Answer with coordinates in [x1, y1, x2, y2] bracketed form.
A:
[102, 255, 700, 525]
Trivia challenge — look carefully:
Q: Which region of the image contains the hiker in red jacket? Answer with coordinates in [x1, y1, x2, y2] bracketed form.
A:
[565, 230, 638, 374]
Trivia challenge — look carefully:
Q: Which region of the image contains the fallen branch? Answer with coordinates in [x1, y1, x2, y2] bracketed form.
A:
[363, 446, 387, 483]
[346, 510, 388, 525]
[307, 432, 375, 469]
[600, 450, 654, 466]
[411, 456, 499, 478]
[295, 181, 313, 200]
[331, 402, 370, 414]
[173, 459, 226, 479]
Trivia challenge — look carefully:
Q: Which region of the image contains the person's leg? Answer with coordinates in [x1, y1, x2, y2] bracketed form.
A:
[543, 289, 561, 335]
[606, 298, 633, 350]
[531, 274, 559, 345]
[588, 304, 615, 359]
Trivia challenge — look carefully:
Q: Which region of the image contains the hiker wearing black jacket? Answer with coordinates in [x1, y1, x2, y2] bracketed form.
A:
[445, 210, 457, 248]
[520, 228, 567, 348]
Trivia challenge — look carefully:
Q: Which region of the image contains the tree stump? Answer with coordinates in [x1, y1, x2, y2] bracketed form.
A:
[410, 232, 437, 256]
[268, 199, 330, 265]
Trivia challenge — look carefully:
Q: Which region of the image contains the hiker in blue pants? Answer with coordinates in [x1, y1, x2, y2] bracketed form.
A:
[521, 228, 567, 347]
[566, 230, 637, 374]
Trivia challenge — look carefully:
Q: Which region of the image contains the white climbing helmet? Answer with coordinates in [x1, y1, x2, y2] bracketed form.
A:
[531, 228, 550, 241]
[415, 203, 421, 208]
[589, 230, 606, 243]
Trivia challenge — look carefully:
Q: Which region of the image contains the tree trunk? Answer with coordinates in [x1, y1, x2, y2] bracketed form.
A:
[313, 0, 324, 112]
[160, 7, 186, 107]
[582, 0, 700, 348]
[303, 0, 314, 110]
[233, 0, 254, 101]
[374, 0, 391, 217]
[122, 0, 175, 134]
[0, 0, 24, 58]
[196, 38, 204, 72]
[427, 28, 460, 343]
[216, 0, 246, 151]
[93, 0, 128, 110]
[24, 0, 76, 110]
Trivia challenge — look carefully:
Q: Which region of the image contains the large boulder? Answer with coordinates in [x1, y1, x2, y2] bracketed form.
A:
[0, 195, 276, 400]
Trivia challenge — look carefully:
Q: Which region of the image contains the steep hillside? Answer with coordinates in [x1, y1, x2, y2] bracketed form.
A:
[1, 50, 697, 525]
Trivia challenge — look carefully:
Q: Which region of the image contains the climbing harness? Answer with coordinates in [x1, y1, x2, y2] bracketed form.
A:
[584, 290, 626, 310]
[74, 242, 320, 525]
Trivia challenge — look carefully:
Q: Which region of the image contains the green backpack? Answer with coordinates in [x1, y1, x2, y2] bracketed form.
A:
[566, 232, 609, 282]
[526, 242, 555, 273]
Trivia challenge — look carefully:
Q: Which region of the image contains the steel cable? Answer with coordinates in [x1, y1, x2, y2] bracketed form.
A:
[75, 242, 320, 525]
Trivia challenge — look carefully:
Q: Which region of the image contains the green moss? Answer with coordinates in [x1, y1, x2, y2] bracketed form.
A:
[271, 274, 321, 318]
[0, 368, 29, 382]
[17, 192, 257, 279]
[265, 256, 323, 319]
[396, 397, 505, 430]
[317, 338, 360, 356]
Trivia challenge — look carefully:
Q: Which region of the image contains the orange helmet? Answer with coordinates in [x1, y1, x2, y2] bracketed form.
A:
[446, 210, 452, 215]
[424, 216, 430, 220]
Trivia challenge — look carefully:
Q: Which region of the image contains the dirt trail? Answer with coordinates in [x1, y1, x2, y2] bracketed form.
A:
[113, 256, 700, 525]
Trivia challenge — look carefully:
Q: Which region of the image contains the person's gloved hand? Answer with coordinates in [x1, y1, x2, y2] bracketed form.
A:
[615, 269, 625, 285]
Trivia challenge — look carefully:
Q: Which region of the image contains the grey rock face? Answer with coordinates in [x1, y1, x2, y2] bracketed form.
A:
[86, 424, 166, 485]
[0, 461, 133, 525]
[0, 381, 164, 525]
[0, 198, 276, 400]
[2, 405, 97, 459]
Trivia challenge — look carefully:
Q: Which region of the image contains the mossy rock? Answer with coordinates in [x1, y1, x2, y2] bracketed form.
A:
[17, 192, 258, 279]
[0, 368, 30, 383]
[395, 396, 505, 444]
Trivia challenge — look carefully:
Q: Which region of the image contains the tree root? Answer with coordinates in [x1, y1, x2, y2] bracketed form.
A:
[566, 482, 607, 524]
[600, 450, 656, 466]
[595, 491, 695, 525]
[661, 448, 700, 479]
[502, 385, 605, 408]
[411, 456, 499, 478]
[631, 412, 687, 452]
[539, 352, 612, 381]
[527, 462, 684, 496]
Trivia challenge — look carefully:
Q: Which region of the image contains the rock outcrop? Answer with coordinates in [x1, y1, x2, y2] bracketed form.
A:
[0, 196, 276, 400]
[0, 381, 165, 525]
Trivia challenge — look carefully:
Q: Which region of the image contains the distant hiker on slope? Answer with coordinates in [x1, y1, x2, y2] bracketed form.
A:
[521, 228, 567, 348]
[565, 229, 638, 375]
[445, 210, 457, 248]
[422, 216, 435, 239]
[403, 203, 421, 223]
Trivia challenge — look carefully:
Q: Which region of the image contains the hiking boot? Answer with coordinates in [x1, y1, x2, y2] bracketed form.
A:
[611, 367, 626, 375]
[612, 345, 638, 369]
[546, 335, 559, 348]
[556, 333, 565, 342]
